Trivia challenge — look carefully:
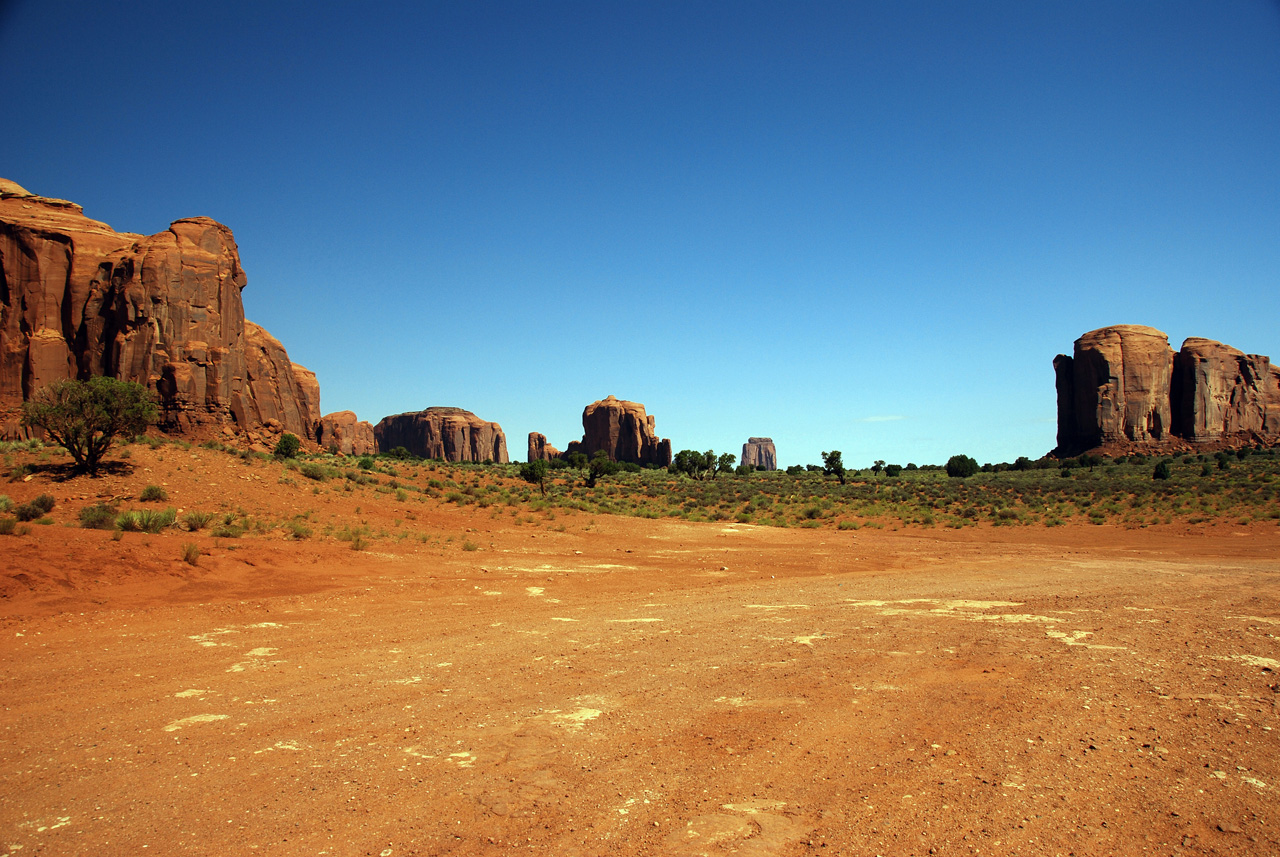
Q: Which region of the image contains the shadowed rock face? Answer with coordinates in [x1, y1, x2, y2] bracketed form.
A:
[527, 432, 560, 462]
[1055, 325, 1280, 455]
[741, 437, 777, 470]
[373, 407, 508, 463]
[563, 395, 672, 467]
[0, 179, 318, 441]
[317, 410, 376, 456]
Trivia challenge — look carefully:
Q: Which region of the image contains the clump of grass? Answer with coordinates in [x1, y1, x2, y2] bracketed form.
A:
[462, 540, 479, 551]
[79, 503, 118, 530]
[300, 463, 328, 481]
[140, 485, 168, 502]
[0, 518, 17, 536]
[181, 543, 201, 566]
[284, 520, 311, 539]
[0, 495, 11, 512]
[118, 507, 177, 534]
[183, 510, 214, 531]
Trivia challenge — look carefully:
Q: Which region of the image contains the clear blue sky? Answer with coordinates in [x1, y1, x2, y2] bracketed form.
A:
[3, 1, 1278, 466]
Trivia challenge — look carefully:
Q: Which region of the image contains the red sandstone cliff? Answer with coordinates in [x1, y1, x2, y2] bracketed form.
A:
[0, 179, 317, 442]
[316, 411, 377, 457]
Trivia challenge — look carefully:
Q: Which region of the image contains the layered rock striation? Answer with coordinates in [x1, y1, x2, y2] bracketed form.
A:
[1054, 325, 1280, 456]
[374, 407, 508, 463]
[741, 437, 777, 470]
[564, 395, 672, 467]
[316, 410, 377, 456]
[0, 178, 318, 442]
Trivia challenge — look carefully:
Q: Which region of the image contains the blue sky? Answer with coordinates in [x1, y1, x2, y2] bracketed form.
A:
[3, 1, 1278, 466]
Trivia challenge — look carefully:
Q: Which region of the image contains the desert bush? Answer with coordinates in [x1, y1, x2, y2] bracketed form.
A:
[300, 463, 328, 481]
[13, 502, 46, 522]
[0, 495, 10, 513]
[273, 433, 301, 459]
[183, 510, 214, 531]
[140, 484, 168, 502]
[0, 517, 16, 535]
[946, 455, 979, 478]
[1153, 460, 1173, 481]
[284, 519, 311, 539]
[20, 377, 157, 474]
[182, 543, 201, 566]
[79, 503, 118, 529]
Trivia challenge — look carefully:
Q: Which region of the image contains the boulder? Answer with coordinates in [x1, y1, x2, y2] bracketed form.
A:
[317, 410, 377, 456]
[1054, 325, 1174, 455]
[527, 432, 560, 462]
[374, 407, 508, 463]
[0, 179, 318, 442]
[1173, 338, 1280, 442]
[564, 395, 672, 467]
[741, 437, 777, 470]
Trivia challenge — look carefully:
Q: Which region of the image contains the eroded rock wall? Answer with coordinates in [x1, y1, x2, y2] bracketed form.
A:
[741, 437, 777, 470]
[0, 179, 317, 442]
[564, 395, 672, 467]
[373, 407, 509, 463]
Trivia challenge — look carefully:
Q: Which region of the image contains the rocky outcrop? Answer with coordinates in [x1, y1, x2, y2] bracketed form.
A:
[1054, 325, 1279, 456]
[527, 432, 560, 462]
[741, 437, 777, 470]
[317, 410, 376, 456]
[0, 178, 318, 441]
[564, 395, 672, 467]
[374, 407, 508, 463]
[1172, 338, 1280, 443]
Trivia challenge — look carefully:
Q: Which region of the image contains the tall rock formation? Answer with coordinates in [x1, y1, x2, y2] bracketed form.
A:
[316, 410, 377, 456]
[527, 432, 560, 462]
[374, 407, 508, 463]
[1172, 338, 1280, 443]
[1054, 325, 1280, 455]
[0, 178, 318, 441]
[564, 395, 672, 467]
[741, 437, 777, 470]
[1054, 325, 1174, 454]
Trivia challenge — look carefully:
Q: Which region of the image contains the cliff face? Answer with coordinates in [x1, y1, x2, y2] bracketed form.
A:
[563, 395, 672, 467]
[741, 437, 777, 470]
[1054, 325, 1279, 456]
[373, 407, 509, 463]
[0, 179, 317, 442]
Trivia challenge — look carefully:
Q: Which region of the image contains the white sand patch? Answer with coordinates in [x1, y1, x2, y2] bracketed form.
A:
[174, 689, 206, 698]
[1228, 654, 1280, 670]
[163, 714, 229, 732]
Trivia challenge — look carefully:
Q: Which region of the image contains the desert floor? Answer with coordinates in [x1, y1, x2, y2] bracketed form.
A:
[2, 445, 1278, 856]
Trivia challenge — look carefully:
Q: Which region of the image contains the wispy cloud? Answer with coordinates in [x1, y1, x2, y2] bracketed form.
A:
[856, 415, 906, 423]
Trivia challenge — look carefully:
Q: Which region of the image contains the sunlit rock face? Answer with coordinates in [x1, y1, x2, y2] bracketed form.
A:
[373, 407, 509, 463]
[0, 178, 317, 441]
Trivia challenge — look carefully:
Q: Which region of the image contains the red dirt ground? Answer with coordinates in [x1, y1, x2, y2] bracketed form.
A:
[2, 445, 1278, 856]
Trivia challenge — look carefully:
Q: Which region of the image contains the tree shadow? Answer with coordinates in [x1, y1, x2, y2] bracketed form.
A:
[19, 460, 135, 483]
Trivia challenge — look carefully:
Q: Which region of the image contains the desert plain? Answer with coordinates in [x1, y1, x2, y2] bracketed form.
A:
[2, 443, 1278, 857]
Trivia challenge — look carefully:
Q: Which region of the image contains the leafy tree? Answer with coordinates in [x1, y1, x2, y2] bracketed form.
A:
[821, 450, 846, 485]
[735, 463, 754, 476]
[273, 432, 301, 459]
[785, 464, 804, 475]
[565, 452, 589, 470]
[884, 463, 902, 477]
[520, 459, 550, 496]
[716, 452, 736, 478]
[945, 454, 979, 478]
[20, 377, 157, 475]
[871, 459, 885, 477]
[586, 450, 620, 487]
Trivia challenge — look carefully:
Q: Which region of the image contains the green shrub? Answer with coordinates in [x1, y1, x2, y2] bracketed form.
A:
[140, 484, 168, 502]
[0, 518, 16, 535]
[79, 503, 118, 529]
[273, 433, 301, 459]
[182, 510, 214, 531]
[13, 503, 44, 522]
[1153, 460, 1173, 481]
[284, 520, 311, 539]
[119, 507, 176, 534]
[946, 455, 979, 478]
[300, 463, 328, 481]
[0, 495, 10, 513]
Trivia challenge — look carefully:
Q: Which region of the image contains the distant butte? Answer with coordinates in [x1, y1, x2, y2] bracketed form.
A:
[564, 395, 672, 467]
[373, 407, 509, 463]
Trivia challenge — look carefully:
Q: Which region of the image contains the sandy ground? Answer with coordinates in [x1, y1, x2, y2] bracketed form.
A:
[1, 447, 1278, 856]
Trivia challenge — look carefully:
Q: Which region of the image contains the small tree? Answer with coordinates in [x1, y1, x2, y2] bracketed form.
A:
[520, 459, 550, 496]
[585, 450, 620, 487]
[716, 452, 737, 478]
[871, 459, 885, 477]
[945, 454, 979, 478]
[884, 463, 902, 477]
[821, 450, 846, 485]
[21, 377, 157, 475]
[1153, 459, 1173, 480]
[274, 432, 301, 459]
